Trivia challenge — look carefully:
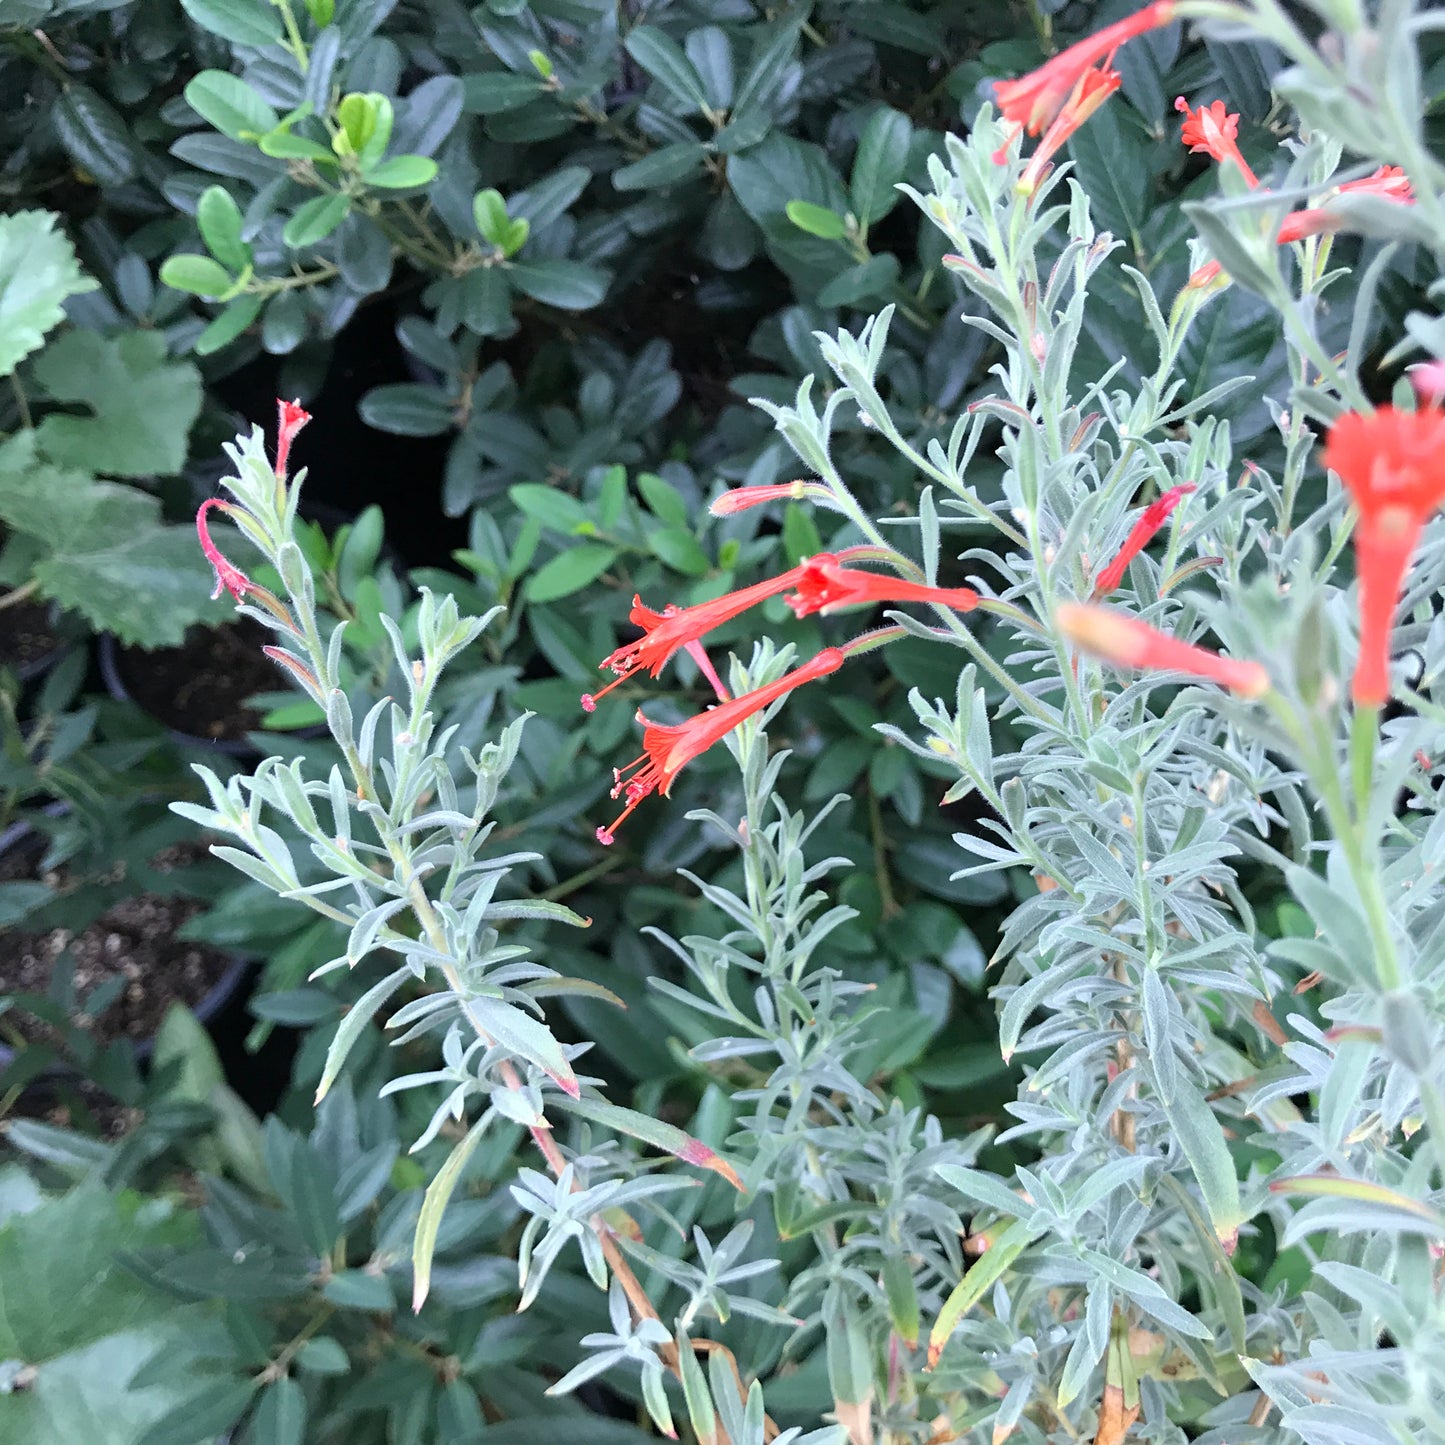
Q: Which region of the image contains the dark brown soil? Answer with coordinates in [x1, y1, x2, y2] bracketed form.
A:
[114, 616, 275, 743]
[0, 595, 62, 675]
[0, 836, 236, 1048]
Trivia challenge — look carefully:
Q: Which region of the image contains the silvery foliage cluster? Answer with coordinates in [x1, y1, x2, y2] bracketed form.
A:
[177, 7, 1445, 1443]
[743, 3, 1445, 1435]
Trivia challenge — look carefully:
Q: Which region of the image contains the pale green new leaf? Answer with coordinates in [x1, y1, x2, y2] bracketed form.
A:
[0, 211, 97, 378]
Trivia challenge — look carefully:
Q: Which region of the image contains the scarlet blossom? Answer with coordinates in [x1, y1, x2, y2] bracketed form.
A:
[582, 568, 807, 711]
[994, 1, 1175, 137]
[1276, 167, 1415, 243]
[1057, 603, 1270, 698]
[1175, 97, 1258, 186]
[1018, 64, 1123, 194]
[596, 648, 845, 843]
[275, 399, 311, 477]
[1323, 405, 1445, 706]
[1092, 484, 1197, 596]
[786, 554, 979, 618]
[196, 498, 252, 602]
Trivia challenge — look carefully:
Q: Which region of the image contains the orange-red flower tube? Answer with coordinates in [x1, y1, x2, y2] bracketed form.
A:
[597, 648, 845, 843]
[1092, 484, 1196, 597]
[1058, 603, 1269, 698]
[994, 1, 1175, 137]
[786, 554, 979, 618]
[1018, 63, 1122, 194]
[1323, 405, 1445, 706]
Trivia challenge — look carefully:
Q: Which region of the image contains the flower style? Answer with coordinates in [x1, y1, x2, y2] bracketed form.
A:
[1018, 64, 1123, 195]
[1323, 405, 1445, 706]
[582, 568, 807, 711]
[1057, 603, 1270, 698]
[275, 399, 311, 477]
[1092, 484, 1196, 597]
[196, 498, 253, 602]
[1175, 98, 1258, 186]
[786, 554, 979, 618]
[994, 1, 1175, 137]
[596, 648, 845, 843]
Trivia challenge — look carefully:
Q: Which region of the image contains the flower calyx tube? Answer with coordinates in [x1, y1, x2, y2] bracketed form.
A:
[1017, 63, 1122, 195]
[1323, 404, 1445, 707]
[709, 480, 835, 516]
[596, 648, 846, 844]
[1057, 603, 1270, 699]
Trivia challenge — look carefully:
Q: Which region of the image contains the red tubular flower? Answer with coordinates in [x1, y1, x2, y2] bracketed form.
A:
[275, 399, 311, 477]
[710, 481, 817, 515]
[1092, 484, 1197, 596]
[597, 648, 845, 843]
[582, 567, 807, 711]
[1276, 167, 1414, 244]
[1057, 603, 1270, 698]
[1018, 63, 1122, 194]
[786, 554, 979, 618]
[1323, 405, 1445, 706]
[1175, 97, 1258, 187]
[994, 1, 1175, 137]
[196, 498, 252, 602]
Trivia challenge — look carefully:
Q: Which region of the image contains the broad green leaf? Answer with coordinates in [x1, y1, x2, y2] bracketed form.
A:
[506, 259, 609, 310]
[183, 71, 279, 140]
[248, 1377, 306, 1445]
[413, 1114, 491, 1310]
[613, 142, 707, 193]
[460, 72, 544, 114]
[623, 26, 710, 112]
[283, 193, 351, 248]
[526, 543, 618, 603]
[31, 330, 202, 477]
[554, 1094, 743, 1190]
[196, 185, 250, 270]
[0, 211, 97, 379]
[785, 199, 847, 240]
[160, 253, 235, 299]
[850, 106, 911, 226]
[179, 0, 281, 47]
[364, 154, 438, 189]
[52, 85, 136, 187]
[816, 252, 899, 308]
[195, 293, 263, 355]
[135, 1380, 257, 1445]
[359, 382, 455, 436]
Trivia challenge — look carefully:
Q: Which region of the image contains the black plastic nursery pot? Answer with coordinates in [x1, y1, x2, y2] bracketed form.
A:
[97, 616, 280, 756]
[0, 816, 252, 1069]
[0, 589, 72, 682]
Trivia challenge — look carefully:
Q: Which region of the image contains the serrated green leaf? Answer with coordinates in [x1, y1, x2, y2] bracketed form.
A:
[0, 211, 97, 379]
[31, 330, 201, 477]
